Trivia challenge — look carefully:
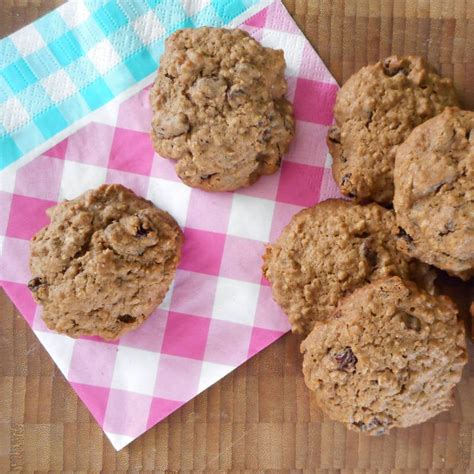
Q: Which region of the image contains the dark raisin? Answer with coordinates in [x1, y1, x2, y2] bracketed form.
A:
[341, 173, 352, 186]
[383, 58, 408, 77]
[429, 180, 447, 195]
[341, 174, 355, 197]
[383, 59, 398, 76]
[439, 220, 455, 236]
[328, 126, 341, 144]
[228, 88, 245, 98]
[261, 128, 272, 142]
[400, 312, 421, 332]
[256, 153, 270, 165]
[72, 242, 89, 259]
[136, 224, 151, 237]
[28, 277, 45, 292]
[118, 314, 136, 324]
[200, 173, 217, 180]
[366, 111, 373, 127]
[465, 129, 471, 141]
[334, 347, 358, 371]
[396, 227, 413, 243]
[353, 417, 385, 434]
[227, 88, 247, 106]
[361, 239, 377, 267]
[369, 418, 387, 435]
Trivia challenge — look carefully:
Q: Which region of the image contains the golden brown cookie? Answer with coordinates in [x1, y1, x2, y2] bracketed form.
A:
[328, 55, 458, 204]
[394, 107, 474, 280]
[150, 27, 294, 192]
[301, 277, 467, 435]
[262, 199, 436, 335]
[28, 184, 183, 340]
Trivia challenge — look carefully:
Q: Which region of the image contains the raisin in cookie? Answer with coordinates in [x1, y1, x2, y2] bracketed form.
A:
[394, 107, 474, 280]
[301, 277, 467, 435]
[28, 184, 183, 340]
[150, 27, 294, 192]
[262, 199, 436, 335]
[328, 55, 458, 204]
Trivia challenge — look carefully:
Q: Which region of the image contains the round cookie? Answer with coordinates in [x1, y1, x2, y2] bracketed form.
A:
[301, 276, 467, 435]
[150, 27, 294, 192]
[28, 184, 183, 340]
[394, 107, 474, 280]
[262, 199, 436, 335]
[328, 55, 458, 204]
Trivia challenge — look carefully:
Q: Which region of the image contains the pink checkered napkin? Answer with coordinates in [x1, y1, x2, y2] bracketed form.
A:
[0, 1, 340, 450]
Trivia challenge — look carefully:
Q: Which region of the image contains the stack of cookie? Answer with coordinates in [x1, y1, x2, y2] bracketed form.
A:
[264, 56, 472, 435]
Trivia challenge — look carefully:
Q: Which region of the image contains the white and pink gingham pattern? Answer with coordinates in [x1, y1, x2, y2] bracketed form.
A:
[0, 1, 340, 450]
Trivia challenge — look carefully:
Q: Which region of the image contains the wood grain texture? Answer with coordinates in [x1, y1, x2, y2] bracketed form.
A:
[1, 1, 474, 471]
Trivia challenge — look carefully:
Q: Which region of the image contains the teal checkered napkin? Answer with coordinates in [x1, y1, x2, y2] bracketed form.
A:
[0, 0, 268, 171]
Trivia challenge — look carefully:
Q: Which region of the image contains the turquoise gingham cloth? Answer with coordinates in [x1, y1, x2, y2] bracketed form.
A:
[0, 0, 263, 170]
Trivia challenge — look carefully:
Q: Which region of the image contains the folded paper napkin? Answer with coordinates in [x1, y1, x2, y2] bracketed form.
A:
[0, 0, 339, 450]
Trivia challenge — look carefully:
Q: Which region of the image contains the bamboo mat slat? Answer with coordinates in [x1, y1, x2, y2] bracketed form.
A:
[1, 1, 474, 471]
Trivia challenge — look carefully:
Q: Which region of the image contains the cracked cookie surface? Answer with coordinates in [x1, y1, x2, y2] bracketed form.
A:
[28, 184, 183, 340]
[262, 199, 436, 335]
[301, 277, 467, 435]
[394, 107, 474, 280]
[328, 55, 458, 204]
[150, 27, 295, 192]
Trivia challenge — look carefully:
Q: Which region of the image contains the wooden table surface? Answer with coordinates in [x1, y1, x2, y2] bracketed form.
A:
[1, 1, 474, 472]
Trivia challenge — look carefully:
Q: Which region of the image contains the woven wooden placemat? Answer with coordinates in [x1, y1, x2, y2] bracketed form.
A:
[1, 1, 473, 471]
